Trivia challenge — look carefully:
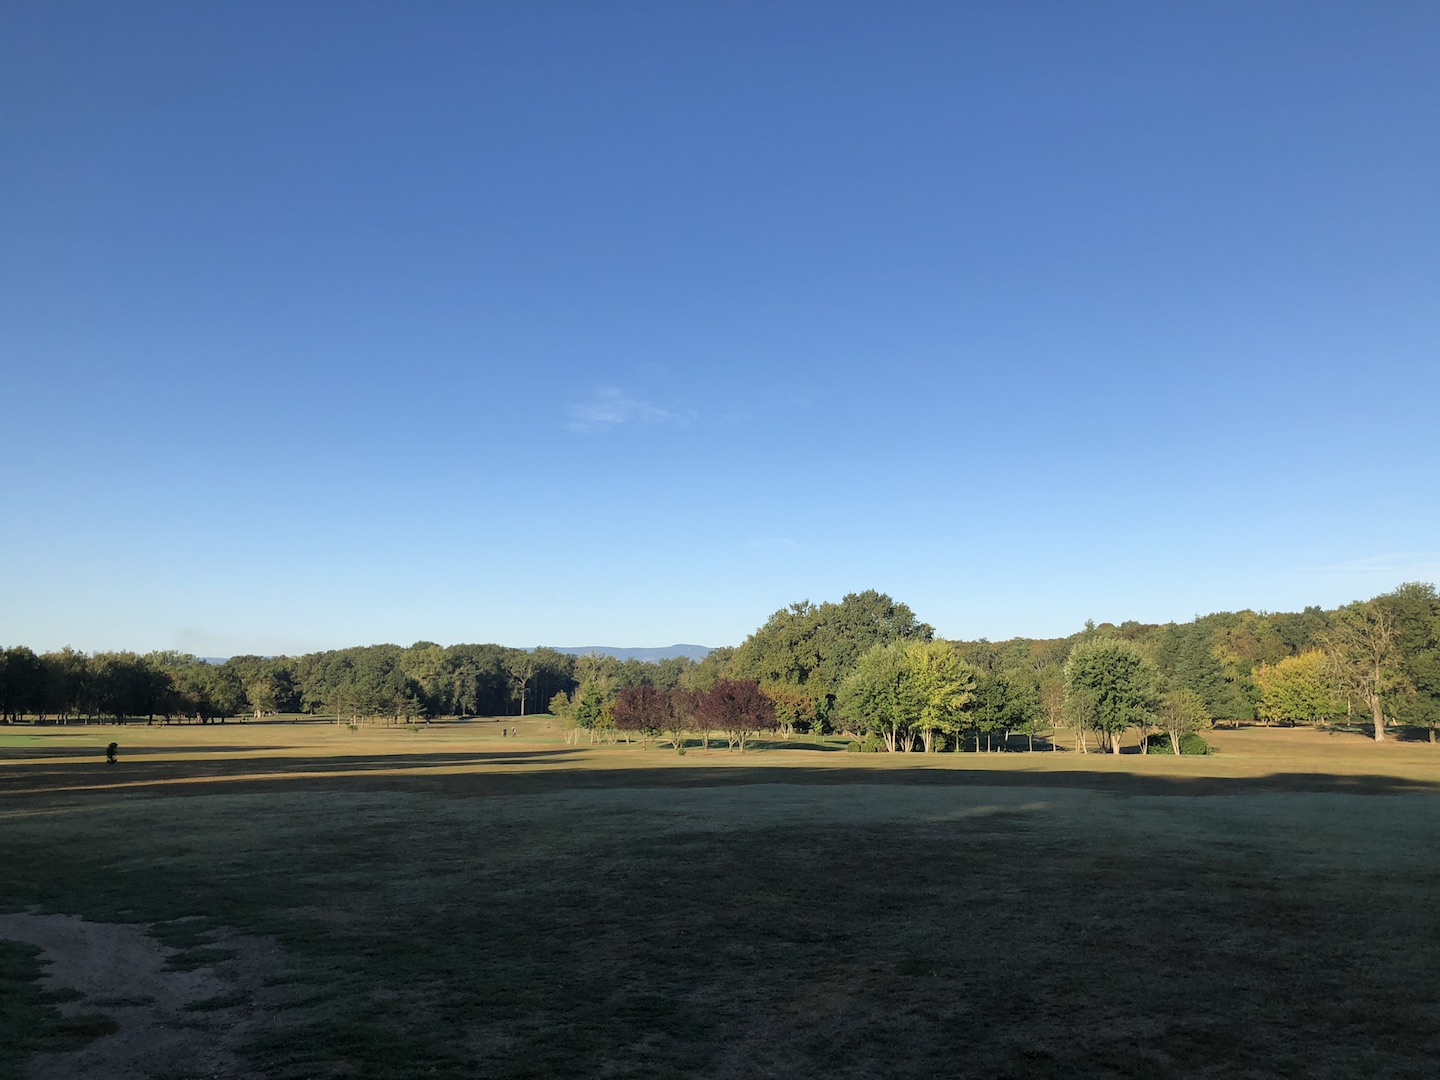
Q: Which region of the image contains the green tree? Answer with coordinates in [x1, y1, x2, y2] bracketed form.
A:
[1063, 638, 1160, 755]
[733, 592, 933, 726]
[505, 652, 539, 716]
[969, 667, 1037, 752]
[1253, 651, 1342, 727]
[0, 647, 45, 723]
[906, 641, 977, 752]
[681, 646, 735, 694]
[569, 681, 611, 744]
[549, 689, 583, 744]
[1378, 583, 1440, 741]
[39, 647, 88, 723]
[836, 643, 919, 752]
[1159, 688, 1212, 754]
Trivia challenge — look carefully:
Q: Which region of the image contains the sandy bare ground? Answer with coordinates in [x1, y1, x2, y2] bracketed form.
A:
[0, 912, 279, 1080]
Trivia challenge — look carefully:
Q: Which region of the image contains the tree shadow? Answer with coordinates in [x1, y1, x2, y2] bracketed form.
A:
[746, 739, 849, 753]
[0, 748, 586, 797]
[4, 748, 1439, 801]
[0, 745, 285, 761]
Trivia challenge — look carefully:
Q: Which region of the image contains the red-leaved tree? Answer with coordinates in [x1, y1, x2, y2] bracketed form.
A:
[664, 686, 699, 753]
[699, 679, 776, 753]
[612, 685, 669, 748]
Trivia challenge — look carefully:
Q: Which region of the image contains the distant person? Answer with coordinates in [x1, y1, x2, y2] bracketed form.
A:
[501, 727, 507, 737]
[105, 742, 118, 764]
[511, 727, 517, 737]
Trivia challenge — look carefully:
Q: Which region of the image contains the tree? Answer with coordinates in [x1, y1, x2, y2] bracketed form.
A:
[1063, 639, 1160, 755]
[40, 647, 88, 723]
[1063, 684, 1097, 753]
[1253, 651, 1342, 727]
[549, 690, 584, 744]
[672, 685, 709, 748]
[662, 688, 693, 752]
[764, 685, 818, 739]
[505, 652, 539, 716]
[1037, 665, 1066, 751]
[699, 679, 775, 753]
[836, 643, 917, 752]
[1159, 688, 1212, 754]
[905, 641, 977, 752]
[612, 685, 669, 749]
[570, 682, 611, 743]
[245, 667, 291, 720]
[1152, 621, 1239, 720]
[1378, 583, 1440, 741]
[1323, 601, 1404, 742]
[0, 647, 45, 723]
[88, 652, 153, 723]
[969, 668, 1037, 752]
[732, 592, 934, 724]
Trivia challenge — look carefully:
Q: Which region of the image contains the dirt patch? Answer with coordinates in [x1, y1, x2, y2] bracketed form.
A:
[0, 912, 279, 1079]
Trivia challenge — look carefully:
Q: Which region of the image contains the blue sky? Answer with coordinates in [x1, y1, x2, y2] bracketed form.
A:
[3, 2, 1437, 655]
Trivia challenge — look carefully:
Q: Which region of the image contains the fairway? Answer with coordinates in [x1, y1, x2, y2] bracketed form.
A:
[3, 722, 1440, 1078]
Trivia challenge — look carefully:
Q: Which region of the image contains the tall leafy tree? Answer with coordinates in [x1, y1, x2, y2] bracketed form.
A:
[1378, 583, 1440, 740]
[1063, 638, 1160, 755]
[1323, 601, 1404, 742]
[836, 643, 912, 752]
[733, 591, 933, 726]
[906, 641, 977, 752]
[505, 652, 539, 716]
[0, 647, 45, 722]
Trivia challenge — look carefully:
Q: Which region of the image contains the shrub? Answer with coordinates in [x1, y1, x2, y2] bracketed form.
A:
[1145, 733, 1213, 755]
[845, 734, 887, 753]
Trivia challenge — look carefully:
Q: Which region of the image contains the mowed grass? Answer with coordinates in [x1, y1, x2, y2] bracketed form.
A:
[2, 720, 1440, 1077]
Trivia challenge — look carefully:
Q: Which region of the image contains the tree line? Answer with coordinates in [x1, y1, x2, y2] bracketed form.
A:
[544, 585, 1440, 752]
[2, 585, 1437, 749]
[0, 642, 686, 726]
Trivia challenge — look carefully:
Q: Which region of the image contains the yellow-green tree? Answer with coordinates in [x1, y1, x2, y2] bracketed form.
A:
[835, 640, 975, 753]
[763, 685, 818, 738]
[1253, 650, 1342, 727]
[906, 641, 977, 753]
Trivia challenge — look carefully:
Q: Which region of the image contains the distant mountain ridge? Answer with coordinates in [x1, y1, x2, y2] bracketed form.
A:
[548, 644, 713, 662]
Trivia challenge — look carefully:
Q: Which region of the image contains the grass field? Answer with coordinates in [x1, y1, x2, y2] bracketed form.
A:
[2, 718, 1439, 1078]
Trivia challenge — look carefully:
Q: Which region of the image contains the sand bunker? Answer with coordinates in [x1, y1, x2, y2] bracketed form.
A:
[0, 912, 278, 1080]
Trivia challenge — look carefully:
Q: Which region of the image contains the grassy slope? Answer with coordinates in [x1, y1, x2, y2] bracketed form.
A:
[2, 721, 1439, 1078]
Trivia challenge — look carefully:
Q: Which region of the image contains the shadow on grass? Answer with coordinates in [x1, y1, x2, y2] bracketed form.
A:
[0, 745, 291, 761]
[0, 748, 586, 796]
[742, 738, 850, 753]
[4, 747, 1440, 799]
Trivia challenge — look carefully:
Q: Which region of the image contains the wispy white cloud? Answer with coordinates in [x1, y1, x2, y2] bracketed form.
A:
[566, 387, 681, 434]
[1294, 552, 1440, 583]
[745, 537, 800, 552]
